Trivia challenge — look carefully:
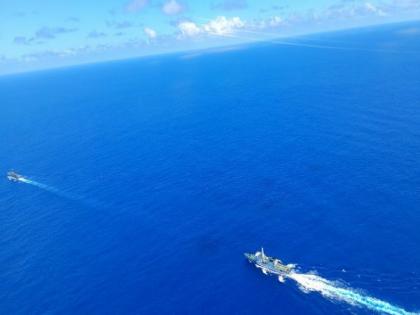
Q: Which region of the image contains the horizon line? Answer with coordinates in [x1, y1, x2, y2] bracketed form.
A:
[1, 18, 418, 79]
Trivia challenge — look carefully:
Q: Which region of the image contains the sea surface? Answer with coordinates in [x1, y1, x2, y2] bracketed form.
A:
[1, 21, 420, 315]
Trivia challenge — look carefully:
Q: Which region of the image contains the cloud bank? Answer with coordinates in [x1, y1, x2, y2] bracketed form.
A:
[178, 16, 245, 38]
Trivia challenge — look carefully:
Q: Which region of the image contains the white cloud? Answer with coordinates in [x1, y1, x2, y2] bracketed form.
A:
[203, 16, 245, 35]
[126, 0, 149, 12]
[177, 16, 246, 38]
[144, 27, 157, 39]
[178, 21, 202, 37]
[268, 16, 283, 27]
[162, 0, 184, 15]
[364, 2, 387, 16]
[177, 16, 245, 38]
[323, 1, 389, 19]
[255, 16, 283, 29]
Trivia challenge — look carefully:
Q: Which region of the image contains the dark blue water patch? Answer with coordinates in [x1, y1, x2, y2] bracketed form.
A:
[1, 22, 420, 314]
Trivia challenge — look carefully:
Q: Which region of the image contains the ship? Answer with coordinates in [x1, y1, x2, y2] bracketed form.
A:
[245, 248, 295, 282]
[7, 171, 24, 182]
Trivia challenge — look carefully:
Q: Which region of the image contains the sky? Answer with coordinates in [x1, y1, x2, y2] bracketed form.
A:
[0, 0, 419, 75]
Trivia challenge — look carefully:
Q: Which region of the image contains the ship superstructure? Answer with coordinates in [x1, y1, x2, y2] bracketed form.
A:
[245, 248, 295, 281]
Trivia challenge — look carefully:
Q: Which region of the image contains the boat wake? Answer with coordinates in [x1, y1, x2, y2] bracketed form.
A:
[18, 177, 62, 194]
[17, 177, 93, 205]
[287, 272, 418, 315]
[19, 177, 78, 199]
[6, 169, 108, 209]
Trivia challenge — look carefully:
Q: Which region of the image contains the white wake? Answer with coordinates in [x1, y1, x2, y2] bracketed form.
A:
[16, 176, 104, 208]
[287, 272, 418, 315]
[19, 178, 61, 194]
[18, 177, 87, 202]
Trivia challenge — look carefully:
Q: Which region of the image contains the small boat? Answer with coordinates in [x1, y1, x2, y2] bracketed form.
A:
[7, 171, 24, 182]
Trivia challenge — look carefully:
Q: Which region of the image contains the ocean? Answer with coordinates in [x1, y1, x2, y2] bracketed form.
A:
[1, 21, 419, 314]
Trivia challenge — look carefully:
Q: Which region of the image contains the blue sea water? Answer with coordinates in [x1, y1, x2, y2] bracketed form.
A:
[1, 22, 420, 315]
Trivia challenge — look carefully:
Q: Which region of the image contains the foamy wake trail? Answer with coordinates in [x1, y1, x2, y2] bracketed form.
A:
[288, 272, 418, 315]
[18, 178, 82, 202]
[19, 178, 59, 193]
